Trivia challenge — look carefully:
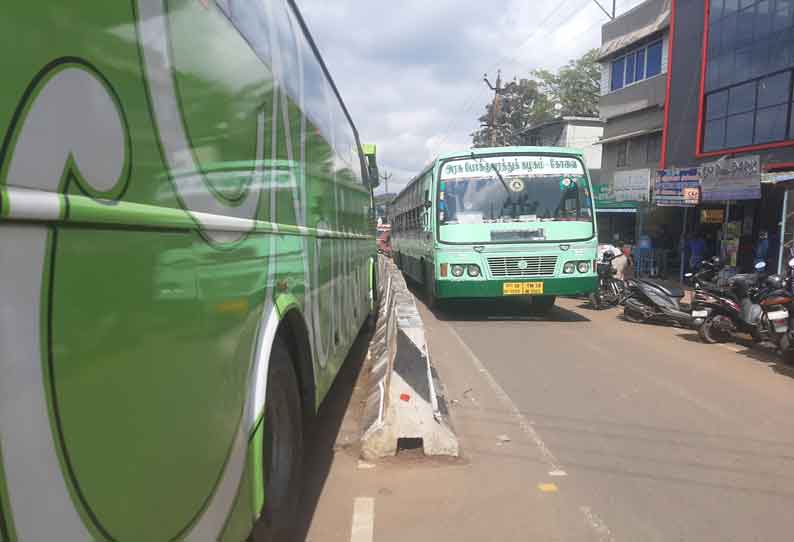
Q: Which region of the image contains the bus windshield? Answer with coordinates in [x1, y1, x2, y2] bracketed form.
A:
[438, 155, 592, 225]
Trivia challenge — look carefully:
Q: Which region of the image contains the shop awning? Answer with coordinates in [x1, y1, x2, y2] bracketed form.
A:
[762, 171, 794, 184]
[596, 207, 637, 213]
[597, 2, 671, 61]
[594, 127, 662, 146]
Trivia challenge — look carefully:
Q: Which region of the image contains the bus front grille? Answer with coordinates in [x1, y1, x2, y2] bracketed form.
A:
[487, 256, 558, 277]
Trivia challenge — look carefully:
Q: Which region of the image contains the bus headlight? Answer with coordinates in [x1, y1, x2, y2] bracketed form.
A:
[577, 261, 590, 273]
[451, 264, 465, 277]
[563, 262, 575, 274]
[467, 264, 481, 277]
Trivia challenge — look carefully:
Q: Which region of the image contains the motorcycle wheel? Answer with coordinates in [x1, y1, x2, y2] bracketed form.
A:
[698, 316, 730, 344]
[623, 306, 645, 323]
[783, 348, 794, 366]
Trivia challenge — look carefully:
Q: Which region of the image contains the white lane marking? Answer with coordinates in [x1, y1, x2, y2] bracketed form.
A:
[445, 323, 565, 475]
[580, 506, 616, 542]
[350, 497, 375, 542]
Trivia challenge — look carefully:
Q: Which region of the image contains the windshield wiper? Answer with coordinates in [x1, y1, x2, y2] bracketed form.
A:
[489, 163, 511, 197]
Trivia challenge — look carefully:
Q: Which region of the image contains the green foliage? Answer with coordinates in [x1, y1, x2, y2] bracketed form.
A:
[471, 49, 601, 147]
[534, 49, 601, 117]
[471, 78, 553, 148]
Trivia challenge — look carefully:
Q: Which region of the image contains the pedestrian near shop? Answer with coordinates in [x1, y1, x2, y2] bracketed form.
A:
[755, 230, 769, 266]
[687, 232, 706, 272]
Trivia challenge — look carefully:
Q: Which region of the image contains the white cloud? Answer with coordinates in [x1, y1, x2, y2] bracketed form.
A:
[297, 0, 647, 194]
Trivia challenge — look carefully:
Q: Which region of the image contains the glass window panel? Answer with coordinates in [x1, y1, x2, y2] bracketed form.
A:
[704, 118, 727, 150]
[769, 32, 794, 70]
[721, 13, 737, 51]
[734, 46, 753, 81]
[626, 52, 636, 84]
[774, 5, 794, 32]
[724, 0, 739, 15]
[751, 38, 770, 77]
[706, 58, 720, 91]
[736, 7, 755, 46]
[707, 89, 730, 119]
[646, 41, 663, 77]
[711, 0, 724, 20]
[754, 0, 772, 39]
[739, 0, 755, 8]
[758, 71, 791, 107]
[754, 104, 788, 143]
[726, 111, 755, 147]
[717, 52, 736, 88]
[709, 22, 722, 57]
[611, 57, 625, 90]
[790, 105, 794, 139]
[729, 80, 757, 114]
[635, 48, 645, 81]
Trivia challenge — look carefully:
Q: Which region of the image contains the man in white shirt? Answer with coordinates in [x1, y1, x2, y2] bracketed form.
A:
[597, 243, 628, 280]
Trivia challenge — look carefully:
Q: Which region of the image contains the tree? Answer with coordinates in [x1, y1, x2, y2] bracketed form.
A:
[533, 49, 601, 117]
[470, 77, 553, 148]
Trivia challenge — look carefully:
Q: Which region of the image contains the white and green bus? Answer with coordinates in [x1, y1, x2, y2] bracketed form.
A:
[0, 1, 377, 541]
[391, 147, 598, 312]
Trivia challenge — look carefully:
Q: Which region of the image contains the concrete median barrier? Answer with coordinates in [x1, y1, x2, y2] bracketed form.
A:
[360, 255, 459, 460]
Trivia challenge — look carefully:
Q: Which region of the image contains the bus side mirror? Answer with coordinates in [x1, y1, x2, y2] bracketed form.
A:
[361, 143, 379, 189]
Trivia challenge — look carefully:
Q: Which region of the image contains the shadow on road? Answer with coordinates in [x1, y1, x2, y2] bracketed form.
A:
[675, 331, 794, 380]
[404, 282, 590, 323]
[292, 326, 371, 542]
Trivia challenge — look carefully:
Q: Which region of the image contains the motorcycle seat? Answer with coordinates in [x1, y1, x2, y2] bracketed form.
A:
[638, 278, 684, 298]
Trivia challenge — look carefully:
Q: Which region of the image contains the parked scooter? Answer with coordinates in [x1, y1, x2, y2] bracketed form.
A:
[767, 258, 794, 363]
[623, 273, 691, 327]
[691, 261, 790, 344]
[589, 252, 625, 309]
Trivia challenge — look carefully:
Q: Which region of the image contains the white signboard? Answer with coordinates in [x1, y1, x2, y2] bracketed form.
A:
[440, 155, 584, 180]
[613, 168, 651, 202]
[701, 155, 760, 201]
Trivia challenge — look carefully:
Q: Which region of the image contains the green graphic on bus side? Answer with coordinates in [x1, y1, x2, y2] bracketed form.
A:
[0, 1, 374, 540]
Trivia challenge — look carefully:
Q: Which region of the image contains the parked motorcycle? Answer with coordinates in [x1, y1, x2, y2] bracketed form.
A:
[691, 261, 790, 344]
[767, 258, 794, 363]
[623, 274, 691, 327]
[589, 252, 625, 309]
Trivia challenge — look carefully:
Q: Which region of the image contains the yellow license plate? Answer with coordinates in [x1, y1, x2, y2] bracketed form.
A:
[503, 281, 544, 295]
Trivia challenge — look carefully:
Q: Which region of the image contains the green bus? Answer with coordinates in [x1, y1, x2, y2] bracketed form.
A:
[391, 147, 598, 312]
[0, 2, 376, 541]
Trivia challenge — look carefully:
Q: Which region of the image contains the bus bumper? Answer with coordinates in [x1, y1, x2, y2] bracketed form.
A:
[436, 276, 597, 299]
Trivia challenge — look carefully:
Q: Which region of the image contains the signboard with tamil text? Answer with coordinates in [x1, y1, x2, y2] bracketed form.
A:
[701, 155, 760, 201]
[613, 168, 651, 202]
[654, 167, 701, 207]
[440, 155, 584, 180]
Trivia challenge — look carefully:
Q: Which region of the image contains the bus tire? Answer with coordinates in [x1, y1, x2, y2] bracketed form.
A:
[253, 335, 304, 542]
[423, 260, 439, 310]
[529, 295, 556, 315]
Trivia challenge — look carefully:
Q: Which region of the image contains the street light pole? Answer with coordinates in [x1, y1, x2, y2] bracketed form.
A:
[380, 172, 392, 194]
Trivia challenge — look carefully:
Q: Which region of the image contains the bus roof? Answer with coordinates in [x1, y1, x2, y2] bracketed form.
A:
[436, 146, 585, 161]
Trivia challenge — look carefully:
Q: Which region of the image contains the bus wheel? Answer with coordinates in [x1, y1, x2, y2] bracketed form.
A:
[253, 336, 304, 541]
[529, 295, 556, 315]
[423, 261, 439, 310]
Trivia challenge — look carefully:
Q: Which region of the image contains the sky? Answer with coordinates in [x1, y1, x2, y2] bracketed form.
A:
[298, 0, 645, 194]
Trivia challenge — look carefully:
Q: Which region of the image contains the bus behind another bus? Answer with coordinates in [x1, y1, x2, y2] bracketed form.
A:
[391, 147, 598, 312]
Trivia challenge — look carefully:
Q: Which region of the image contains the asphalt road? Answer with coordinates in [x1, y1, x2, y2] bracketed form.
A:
[301, 295, 794, 542]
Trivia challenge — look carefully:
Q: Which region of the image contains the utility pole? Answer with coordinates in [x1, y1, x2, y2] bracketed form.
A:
[380, 171, 392, 194]
[483, 70, 503, 147]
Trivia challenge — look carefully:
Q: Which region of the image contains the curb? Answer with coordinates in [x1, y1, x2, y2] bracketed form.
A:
[360, 256, 459, 460]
